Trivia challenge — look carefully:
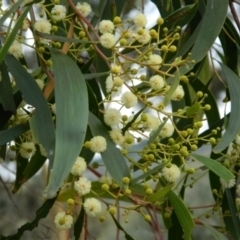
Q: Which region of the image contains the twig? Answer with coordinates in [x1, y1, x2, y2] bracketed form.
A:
[229, 0, 240, 31]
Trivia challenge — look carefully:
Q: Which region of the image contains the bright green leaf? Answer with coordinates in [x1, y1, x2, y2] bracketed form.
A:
[191, 154, 234, 181]
[148, 183, 174, 203]
[46, 49, 88, 198]
[168, 190, 194, 240]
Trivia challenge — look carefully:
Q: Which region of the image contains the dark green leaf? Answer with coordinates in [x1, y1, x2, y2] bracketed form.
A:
[222, 189, 240, 239]
[0, 123, 29, 146]
[111, 215, 135, 240]
[191, 154, 234, 181]
[74, 206, 85, 239]
[46, 48, 88, 198]
[168, 190, 194, 240]
[213, 64, 240, 153]
[21, 145, 47, 183]
[88, 112, 130, 188]
[0, 61, 15, 113]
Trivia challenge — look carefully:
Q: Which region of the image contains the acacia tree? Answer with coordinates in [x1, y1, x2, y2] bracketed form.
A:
[0, 0, 240, 239]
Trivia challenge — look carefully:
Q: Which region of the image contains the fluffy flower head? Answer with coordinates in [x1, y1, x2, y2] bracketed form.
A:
[74, 177, 91, 195]
[54, 212, 73, 230]
[162, 164, 181, 182]
[104, 108, 121, 126]
[220, 177, 236, 189]
[137, 29, 151, 44]
[83, 198, 102, 217]
[143, 114, 161, 131]
[149, 75, 164, 90]
[76, 2, 92, 17]
[51, 5, 67, 21]
[100, 33, 116, 49]
[121, 92, 138, 108]
[90, 136, 107, 153]
[160, 123, 174, 138]
[71, 156, 87, 176]
[171, 85, 185, 101]
[99, 20, 115, 34]
[19, 142, 36, 159]
[109, 129, 124, 145]
[121, 131, 135, 149]
[8, 40, 22, 59]
[134, 13, 147, 27]
[148, 54, 162, 70]
[34, 19, 51, 33]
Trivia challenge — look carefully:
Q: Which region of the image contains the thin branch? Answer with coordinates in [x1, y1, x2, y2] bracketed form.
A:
[229, 0, 240, 31]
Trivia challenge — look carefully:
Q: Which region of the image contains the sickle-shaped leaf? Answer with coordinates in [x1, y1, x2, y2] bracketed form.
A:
[191, 154, 234, 181]
[46, 48, 88, 198]
[213, 63, 240, 153]
[5, 55, 55, 163]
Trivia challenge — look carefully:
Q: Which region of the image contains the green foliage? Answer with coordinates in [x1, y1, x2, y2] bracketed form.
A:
[0, 0, 240, 239]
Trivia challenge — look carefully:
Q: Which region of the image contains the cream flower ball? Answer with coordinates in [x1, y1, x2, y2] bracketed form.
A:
[109, 129, 124, 145]
[99, 20, 115, 34]
[51, 5, 67, 21]
[159, 123, 174, 138]
[19, 142, 36, 159]
[134, 13, 147, 27]
[143, 114, 161, 131]
[76, 2, 92, 17]
[100, 33, 116, 49]
[137, 29, 151, 44]
[34, 19, 51, 33]
[90, 136, 107, 153]
[121, 92, 138, 108]
[162, 164, 181, 182]
[148, 54, 162, 70]
[104, 108, 121, 126]
[8, 40, 22, 59]
[54, 212, 73, 230]
[171, 85, 185, 101]
[71, 156, 87, 176]
[74, 177, 91, 195]
[83, 198, 102, 217]
[149, 75, 164, 90]
[220, 177, 236, 189]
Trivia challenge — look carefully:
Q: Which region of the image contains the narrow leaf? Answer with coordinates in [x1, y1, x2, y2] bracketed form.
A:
[200, 221, 228, 240]
[148, 119, 167, 144]
[191, 154, 234, 181]
[213, 64, 240, 153]
[0, 123, 29, 146]
[47, 49, 88, 198]
[74, 207, 85, 239]
[5, 55, 55, 166]
[0, 0, 25, 27]
[148, 183, 174, 203]
[0, 7, 30, 65]
[168, 190, 194, 240]
[0, 61, 15, 113]
[111, 215, 134, 240]
[88, 112, 130, 188]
